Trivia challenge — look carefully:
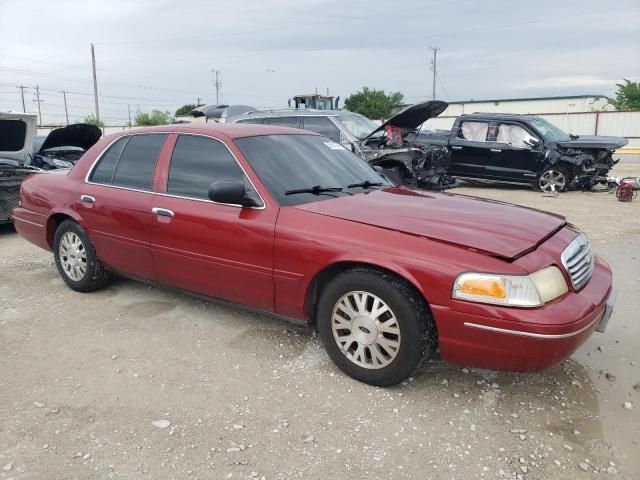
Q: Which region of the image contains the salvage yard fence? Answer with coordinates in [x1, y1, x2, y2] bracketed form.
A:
[424, 110, 640, 152]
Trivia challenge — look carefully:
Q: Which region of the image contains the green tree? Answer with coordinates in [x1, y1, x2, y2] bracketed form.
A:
[344, 87, 405, 119]
[608, 79, 640, 110]
[175, 103, 204, 116]
[135, 110, 173, 126]
[83, 114, 105, 128]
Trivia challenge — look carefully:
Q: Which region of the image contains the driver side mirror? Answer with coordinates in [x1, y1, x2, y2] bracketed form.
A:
[523, 136, 541, 149]
[208, 180, 260, 207]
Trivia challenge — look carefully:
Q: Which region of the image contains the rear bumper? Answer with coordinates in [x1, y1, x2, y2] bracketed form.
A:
[432, 257, 613, 372]
[12, 207, 50, 251]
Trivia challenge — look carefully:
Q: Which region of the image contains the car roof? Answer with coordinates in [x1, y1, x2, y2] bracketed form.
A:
[230, 109, 354, 122]
[105, 123, 317, 140]
[459, 112, 541, 122]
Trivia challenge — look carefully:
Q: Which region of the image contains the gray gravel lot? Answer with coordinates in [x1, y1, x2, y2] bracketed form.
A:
[1, 159, 639, 479]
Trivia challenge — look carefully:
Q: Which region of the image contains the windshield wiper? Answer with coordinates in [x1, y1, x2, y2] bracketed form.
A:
[285, 185, 344, 196]
[347, 180, 384, 189]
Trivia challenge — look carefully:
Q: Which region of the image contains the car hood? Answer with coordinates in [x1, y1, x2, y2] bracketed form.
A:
[294, 187, 566, 260]
[555, 135, 628, 150]
[39, 123, 102, 152]
[361, 100, 448, 142]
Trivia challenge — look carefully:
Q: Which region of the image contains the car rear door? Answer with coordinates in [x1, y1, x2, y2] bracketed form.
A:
[148, 133, 277, 311]
[447, 120, 492, 178]
[78, 134, 167, 279]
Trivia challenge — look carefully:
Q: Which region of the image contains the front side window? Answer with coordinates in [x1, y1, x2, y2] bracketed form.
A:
[111, 134, 166, 190]
[458, 121, 489, 142]
[266, 117, 299, 128]
[167, 135, 247, 199]
[235, 134, 390, 206]
[496, 124, 536, 149]
[302, 117, 341, 142]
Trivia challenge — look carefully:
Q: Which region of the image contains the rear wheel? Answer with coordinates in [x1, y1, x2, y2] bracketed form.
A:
[53, 220, 112, 292]
[316, 268, 436, 386]
[537, 165, 571, 192]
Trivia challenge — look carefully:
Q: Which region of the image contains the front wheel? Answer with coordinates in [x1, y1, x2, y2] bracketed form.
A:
[537, 165, 571, 193]
[53, 220, 112, 292]
[316, 268, 436, 386]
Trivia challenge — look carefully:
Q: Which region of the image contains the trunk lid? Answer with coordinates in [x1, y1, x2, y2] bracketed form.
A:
[295, 187, 566, 259]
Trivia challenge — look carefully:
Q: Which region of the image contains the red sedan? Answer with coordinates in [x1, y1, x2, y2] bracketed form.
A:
[13, 124, 615, 386]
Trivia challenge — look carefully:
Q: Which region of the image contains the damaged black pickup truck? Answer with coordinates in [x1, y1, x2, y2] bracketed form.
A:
[418, 112, 628, 192]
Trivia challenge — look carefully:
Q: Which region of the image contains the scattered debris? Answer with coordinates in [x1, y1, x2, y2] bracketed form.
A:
[605, 372, 616, 381]
[623, 401, 633, 410]
[3, 462, 13, 471]
[151, 419, 171, 429]
[302, 433, 315, 444]
[33, 401, 44, 408]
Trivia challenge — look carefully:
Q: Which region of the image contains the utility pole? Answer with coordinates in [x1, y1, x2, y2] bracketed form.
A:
[33, 85, 43, 125]
[196, 97, 202, 106]
[430, 47, 440, 100]
[17, 85, 27, 112]
[91, 43, 100, 123]
[127, 104, 132, 127]
[61, 90, 69, 125]
[212, 70, 221, 104]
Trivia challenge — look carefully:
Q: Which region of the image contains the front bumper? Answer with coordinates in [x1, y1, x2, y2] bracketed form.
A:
[431, 257, 613, 372]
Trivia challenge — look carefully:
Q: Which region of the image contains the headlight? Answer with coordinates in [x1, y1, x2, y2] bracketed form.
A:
[452, 266, 568, 308]
[53, 159, 73, 168]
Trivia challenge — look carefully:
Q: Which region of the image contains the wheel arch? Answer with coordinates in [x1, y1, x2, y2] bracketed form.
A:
[45, 209, 87, 249]
[304, 260, 434, 326]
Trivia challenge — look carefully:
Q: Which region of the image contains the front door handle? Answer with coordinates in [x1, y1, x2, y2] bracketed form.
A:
[80, 195, 95, 203]
[490, 148, 502, 153]
[152, 207, 175, 218]
[451, 146, 463, 150]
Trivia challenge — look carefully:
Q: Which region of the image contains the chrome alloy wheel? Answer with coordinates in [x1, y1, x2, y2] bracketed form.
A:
[59, 231, 87, 281]
[539, 169, 567, 192]
[331, 291, 401, 369]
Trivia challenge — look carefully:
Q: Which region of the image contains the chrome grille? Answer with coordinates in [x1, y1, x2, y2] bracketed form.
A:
[561, 233, 595, 290]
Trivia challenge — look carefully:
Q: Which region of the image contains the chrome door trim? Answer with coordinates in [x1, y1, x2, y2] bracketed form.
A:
[151, 207, 175, 218]
[463, 315, 601, 339]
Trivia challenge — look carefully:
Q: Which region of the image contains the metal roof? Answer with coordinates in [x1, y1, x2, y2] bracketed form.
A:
[446, 94, 608, 104]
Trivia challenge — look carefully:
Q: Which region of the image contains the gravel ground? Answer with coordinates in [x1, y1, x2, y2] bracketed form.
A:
[1, 158, 639, 479]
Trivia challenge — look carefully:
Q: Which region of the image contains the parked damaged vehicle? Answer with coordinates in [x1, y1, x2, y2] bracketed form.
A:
[422, 113, 628, 192]
[29, 123, 102, 170]
[230, 100, 452, 189]
[13, 123, 615, 386]
[0, 112, 39, 224]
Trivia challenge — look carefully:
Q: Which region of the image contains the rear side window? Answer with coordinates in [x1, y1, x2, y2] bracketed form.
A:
[458, 121, 489, 142]
[0, 120, 27, 151]
[112, 134, 166, 190]
[265, 117, 299, 128]
[90, 137, 129, 184]
[302, 117, 341, 142]
[236, 118, 265, 125]
[167, 135, 246, 199]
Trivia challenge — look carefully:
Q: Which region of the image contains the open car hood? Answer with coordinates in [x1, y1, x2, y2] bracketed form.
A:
[361, 100, 448, 142]
[39, 123, 102, 153]
[555, 135, 628, 150]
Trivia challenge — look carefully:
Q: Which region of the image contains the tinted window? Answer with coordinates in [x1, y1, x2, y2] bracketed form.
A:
[168, 135, 246, 199]
[112, 134, 166, 190]
[90, 137, 129, 184]
[266, 117, 299, 128]
[235, 134, 390, 206]
[0, 120, 27, 151]
[303, 117, 341, 142]
[236, 118, 265, 125]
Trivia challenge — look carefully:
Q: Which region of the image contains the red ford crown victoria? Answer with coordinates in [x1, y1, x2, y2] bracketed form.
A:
[13, 124, 615, 386]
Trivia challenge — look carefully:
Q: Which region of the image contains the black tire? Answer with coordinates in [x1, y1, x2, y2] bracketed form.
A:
[53, 220, 112, 292]
[316, 268, 437, 386]
[536, 165, 572, 192]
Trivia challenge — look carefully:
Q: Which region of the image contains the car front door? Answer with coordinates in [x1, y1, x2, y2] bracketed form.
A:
[447, 120, 492, 178]
[484, 123, 542, 182]
[78, 134, 167, 279]
[148, 134, 277, 311]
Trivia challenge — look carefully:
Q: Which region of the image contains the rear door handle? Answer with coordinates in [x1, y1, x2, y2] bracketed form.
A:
[490, 148, 502, 153]
[80, 195, 95, 203]
[451, 146, 463, 150]
[152, 207, 175, 218]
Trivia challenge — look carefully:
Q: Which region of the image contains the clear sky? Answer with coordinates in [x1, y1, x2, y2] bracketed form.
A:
[1, 0, 639, 124]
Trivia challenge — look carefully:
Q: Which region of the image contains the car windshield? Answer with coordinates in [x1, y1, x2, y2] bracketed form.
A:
[235, 134, 390, 206]
[528, 117, 571, 142]
[334, 114, 381, 140]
